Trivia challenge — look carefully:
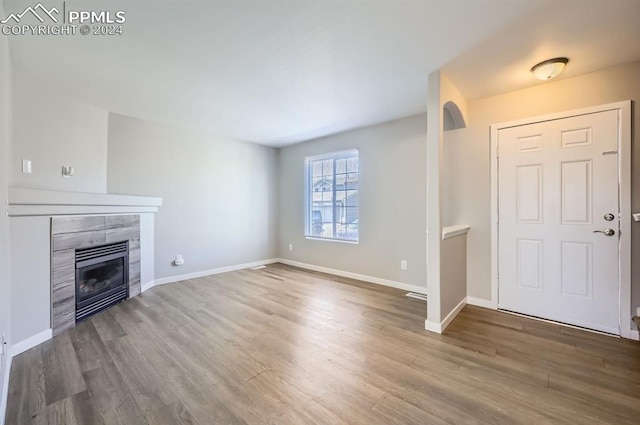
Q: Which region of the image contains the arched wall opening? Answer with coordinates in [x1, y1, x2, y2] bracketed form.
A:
[443, 101, 466, 131]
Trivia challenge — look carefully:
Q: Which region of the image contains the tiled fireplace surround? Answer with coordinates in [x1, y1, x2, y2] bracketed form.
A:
[51, 215, 141, 336]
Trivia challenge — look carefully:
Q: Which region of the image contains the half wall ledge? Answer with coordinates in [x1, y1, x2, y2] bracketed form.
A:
[442, 224, 470, 240]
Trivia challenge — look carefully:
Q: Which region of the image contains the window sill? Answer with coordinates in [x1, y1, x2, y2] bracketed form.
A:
[305, 236, 359, 245]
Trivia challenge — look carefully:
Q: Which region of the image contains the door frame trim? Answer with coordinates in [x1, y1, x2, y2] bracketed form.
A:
[490, 101, 633, 339]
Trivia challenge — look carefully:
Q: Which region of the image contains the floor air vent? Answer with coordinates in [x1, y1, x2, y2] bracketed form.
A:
[406, 292, 428, 301]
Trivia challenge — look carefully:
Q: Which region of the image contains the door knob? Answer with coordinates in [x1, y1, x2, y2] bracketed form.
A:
[593, 228, 615, 236]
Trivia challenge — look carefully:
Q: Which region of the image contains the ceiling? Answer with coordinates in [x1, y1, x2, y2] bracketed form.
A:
[4, 0, 640, 146]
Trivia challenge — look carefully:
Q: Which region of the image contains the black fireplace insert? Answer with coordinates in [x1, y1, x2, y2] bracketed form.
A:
[75, 241, 129, 322]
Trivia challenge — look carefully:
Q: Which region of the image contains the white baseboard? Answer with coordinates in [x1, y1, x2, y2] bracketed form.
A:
[11, 329, 52, 357]
[153, 259, 279, 287]
[424, 319, 441, 333]
[276, 258, 428, 295]
[141, 280, 155, 293]
[466, 296, 497, 310]
[424, 297, 467, 334]
[630, 329, 639, 341]
[0, 353, 13, 425]
[143, 258, 428, 297]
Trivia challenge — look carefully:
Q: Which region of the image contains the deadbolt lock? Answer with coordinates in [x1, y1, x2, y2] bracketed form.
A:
[603, 213, 615, 222]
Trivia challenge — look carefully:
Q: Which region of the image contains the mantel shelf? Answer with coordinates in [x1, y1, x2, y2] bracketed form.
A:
[8, 188, 163, 216]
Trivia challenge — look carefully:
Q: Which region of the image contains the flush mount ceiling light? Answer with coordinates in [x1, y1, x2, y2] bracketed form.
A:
[531, 57, 569, 80]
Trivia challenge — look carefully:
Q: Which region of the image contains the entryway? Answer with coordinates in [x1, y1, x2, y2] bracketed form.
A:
[491, 102, 631, 336]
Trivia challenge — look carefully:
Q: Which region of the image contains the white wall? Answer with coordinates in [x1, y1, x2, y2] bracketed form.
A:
[140, 213, 155, 290]
[11, 70, 108, 193]
[277, 115, 428, 288]
[447, 62, 640, 329]
[426, 72, 469, 329]
[426, 72, 444, 323]
[0, 3, 13, 421]
[9, 217, 50, 344]
[107, 114, 278, 280]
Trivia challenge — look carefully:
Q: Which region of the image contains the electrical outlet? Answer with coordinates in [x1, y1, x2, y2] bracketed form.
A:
[62, 165, 74, 178]
[633, 213, 640, 222]
[289, 244, 293, 251]
[400, 260, 407, 270]
[636, 307, 640, 317]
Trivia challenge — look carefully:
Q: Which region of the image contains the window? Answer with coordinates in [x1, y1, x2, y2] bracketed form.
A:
[305, 149, 359, 242]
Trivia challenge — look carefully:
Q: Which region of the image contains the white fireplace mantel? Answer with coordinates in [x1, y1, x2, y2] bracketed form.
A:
[8, 188, 163, 216]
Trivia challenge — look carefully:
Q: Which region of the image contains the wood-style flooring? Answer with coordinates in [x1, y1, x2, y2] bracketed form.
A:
[6, 263, 640, 424]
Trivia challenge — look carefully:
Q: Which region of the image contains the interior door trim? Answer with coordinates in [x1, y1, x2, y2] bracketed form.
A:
[489, 100, 633, 339]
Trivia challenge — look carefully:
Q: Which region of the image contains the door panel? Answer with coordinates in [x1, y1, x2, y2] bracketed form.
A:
[516, 239, 543, 290]
[560, 160, 592, 224]
[517, 165, 543, 223]
[560, 241, 593, 298]
[498, 110, 619, 334]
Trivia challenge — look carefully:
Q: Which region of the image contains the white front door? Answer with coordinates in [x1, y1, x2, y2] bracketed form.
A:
[498, 110, 620, 334]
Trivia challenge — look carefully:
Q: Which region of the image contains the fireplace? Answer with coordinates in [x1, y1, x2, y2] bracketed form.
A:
[75, 241, 129, 322]
[51, 214, 141, 335]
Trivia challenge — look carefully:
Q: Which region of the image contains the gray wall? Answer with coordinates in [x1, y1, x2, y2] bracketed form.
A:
[440, 235, 467, 316]
[0, 3, 13, 420]
[277, 115, 428, 288]
[11, 70, 108, 193]
[107, 114, 278, 280]
[446, 61, 640, 324]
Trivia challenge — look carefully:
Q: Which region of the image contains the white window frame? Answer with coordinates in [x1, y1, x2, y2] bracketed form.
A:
[304, 149, 359, 243]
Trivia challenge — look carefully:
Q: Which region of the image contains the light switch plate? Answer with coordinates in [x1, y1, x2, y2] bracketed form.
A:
[22, 159, 32, 173]
[633, 213, 640, 222]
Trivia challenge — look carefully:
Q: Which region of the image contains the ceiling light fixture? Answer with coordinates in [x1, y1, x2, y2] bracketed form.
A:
[531, 57, 569, 80]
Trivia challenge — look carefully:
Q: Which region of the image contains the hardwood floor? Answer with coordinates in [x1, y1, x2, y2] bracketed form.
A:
[6, 263, 640, 424]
